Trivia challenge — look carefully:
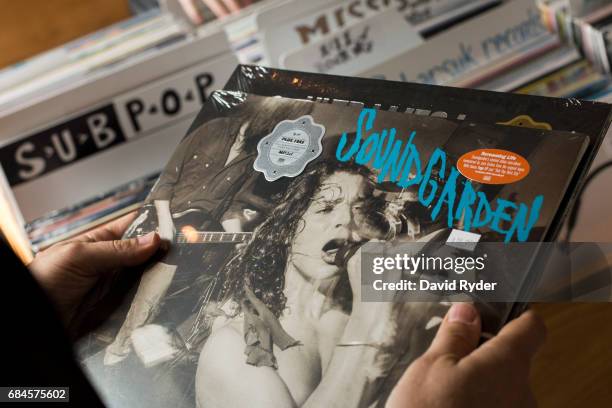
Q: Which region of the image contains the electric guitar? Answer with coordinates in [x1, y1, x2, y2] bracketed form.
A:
[175, 229, 253, 244]
[171, 208, 255, 244]
[130, 205, 257, 246]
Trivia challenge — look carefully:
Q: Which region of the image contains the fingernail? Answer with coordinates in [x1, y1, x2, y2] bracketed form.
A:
[137, 232, 155, 246]
[448, 303, 478, 324]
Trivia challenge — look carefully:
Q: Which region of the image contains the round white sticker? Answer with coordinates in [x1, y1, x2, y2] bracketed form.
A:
[254, 115, 326, 181]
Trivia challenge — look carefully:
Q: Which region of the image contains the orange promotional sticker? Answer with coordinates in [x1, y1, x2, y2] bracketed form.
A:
[457, 148, 530, 185]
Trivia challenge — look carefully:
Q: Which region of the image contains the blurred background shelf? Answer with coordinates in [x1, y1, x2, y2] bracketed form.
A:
[0, 1, 611, 407]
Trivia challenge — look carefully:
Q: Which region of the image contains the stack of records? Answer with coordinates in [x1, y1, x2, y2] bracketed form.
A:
[515, 59, 609, 98]
[0, 10, 186, 114]
[539, 0, 612, 75]
[26, 173, 158, 252]
[213, 0, 287, 65]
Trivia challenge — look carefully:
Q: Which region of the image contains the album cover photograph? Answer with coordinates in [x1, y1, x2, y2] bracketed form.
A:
[223, 65, 612, 243]
[77, 91, 589, 408]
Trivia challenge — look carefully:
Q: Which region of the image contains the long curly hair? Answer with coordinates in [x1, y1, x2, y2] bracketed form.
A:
[220, 160, 388, 318]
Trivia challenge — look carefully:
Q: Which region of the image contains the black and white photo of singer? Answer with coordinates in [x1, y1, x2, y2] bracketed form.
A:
[103, 98, 314, 367]
[194, 160, 450, 407]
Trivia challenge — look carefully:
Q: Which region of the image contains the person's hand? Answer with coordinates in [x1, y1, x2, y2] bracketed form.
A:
[386, 303, 547, 408]
[28, 213, 161, 325]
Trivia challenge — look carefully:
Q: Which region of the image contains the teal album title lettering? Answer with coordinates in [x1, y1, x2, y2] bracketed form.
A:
[335, 108, 543, 242]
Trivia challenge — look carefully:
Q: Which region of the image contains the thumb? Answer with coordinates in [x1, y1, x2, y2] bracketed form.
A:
[471, 310, 546, 365]
[425, 303, 481, 362]
[81, 232, 161, 273]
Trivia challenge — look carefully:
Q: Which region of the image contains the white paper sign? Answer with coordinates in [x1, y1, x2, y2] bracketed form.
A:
[361, 0, 552, 85]
[280, 9, 423, 76]
[262, 0, 474, 67]
[114, 53, 237, 140]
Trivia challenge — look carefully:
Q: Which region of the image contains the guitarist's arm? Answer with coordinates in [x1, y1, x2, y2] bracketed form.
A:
[104, 261, 177, 365]
[154, 199, 175, 243]
[104, 201, 177, 365]
[221, 199, 257, 233]
[221, 218, 243, 233]
[146, 130, 197, 241]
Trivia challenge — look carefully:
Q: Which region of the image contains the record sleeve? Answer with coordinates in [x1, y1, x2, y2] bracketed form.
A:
[219, 65, 612, 242]
[77, 90, 592, 408]
[220, 65, 612, 324]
